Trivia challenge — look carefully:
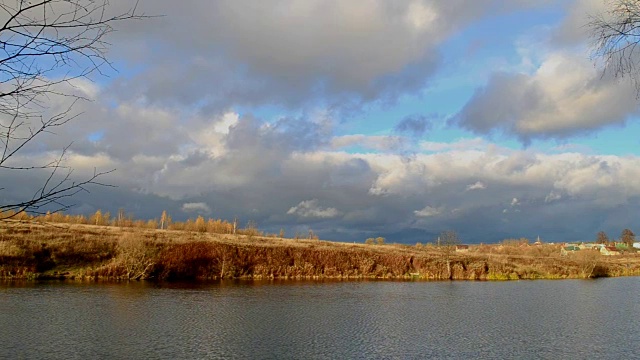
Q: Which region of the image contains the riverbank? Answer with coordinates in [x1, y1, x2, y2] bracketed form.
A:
[1, 221, 639, 280]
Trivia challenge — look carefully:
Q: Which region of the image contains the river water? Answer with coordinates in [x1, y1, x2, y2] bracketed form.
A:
[1, 278, 639, 359]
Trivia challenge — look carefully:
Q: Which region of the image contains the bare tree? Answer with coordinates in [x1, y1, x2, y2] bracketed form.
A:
[117, 233, 156, 280]
[159, 210, 169, 230]
[589, 0, 640, 96]
[0, 1, 145, 220]
[596, 231, 610, 245]
[621, 228, 636, 248]
[575, 249, 600, 279]
[438, 230, 459, 279]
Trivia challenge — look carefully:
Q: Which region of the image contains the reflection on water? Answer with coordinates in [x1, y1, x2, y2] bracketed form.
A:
[1, 278, 639, 359]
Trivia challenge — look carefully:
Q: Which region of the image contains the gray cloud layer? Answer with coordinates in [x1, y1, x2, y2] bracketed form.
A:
[103, 0, 547, 115]
[5, 98, 640, 243]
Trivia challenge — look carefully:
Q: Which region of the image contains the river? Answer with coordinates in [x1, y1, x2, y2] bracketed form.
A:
[1, 278, 639, 359]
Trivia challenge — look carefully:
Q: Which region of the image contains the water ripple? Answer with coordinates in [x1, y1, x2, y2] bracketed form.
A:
[1, 279, 639, 359]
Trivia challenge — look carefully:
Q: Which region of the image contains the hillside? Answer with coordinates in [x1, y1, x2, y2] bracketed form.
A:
[1, 221, 639, 281]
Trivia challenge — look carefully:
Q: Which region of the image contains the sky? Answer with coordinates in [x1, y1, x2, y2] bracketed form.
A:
[3, 0, 640, 244]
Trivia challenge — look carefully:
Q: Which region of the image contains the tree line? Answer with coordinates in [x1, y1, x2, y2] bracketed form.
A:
[0, 209, 264, 236]
[0, 208, 328, 240]
[596, 229, 636, 248]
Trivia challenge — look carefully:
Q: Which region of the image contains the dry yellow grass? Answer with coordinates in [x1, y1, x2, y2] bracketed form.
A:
[1, 220, 639, 281]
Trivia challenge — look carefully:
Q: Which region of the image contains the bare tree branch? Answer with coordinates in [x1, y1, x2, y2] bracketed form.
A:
[0, 1, 148, 220]
[589, 0, 640, 97]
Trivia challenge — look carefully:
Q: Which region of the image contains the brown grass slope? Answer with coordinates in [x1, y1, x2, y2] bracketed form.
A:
[1, 221, 639, 281]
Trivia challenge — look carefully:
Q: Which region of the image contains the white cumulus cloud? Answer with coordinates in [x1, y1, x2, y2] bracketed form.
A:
[545, 191, 562, 203]
[454, 51, 640, 142]
[181, 202, 211, 214]
[466, 181, 486, 191]
[414, 206, 442, 217]
[287, 199, 341, 219]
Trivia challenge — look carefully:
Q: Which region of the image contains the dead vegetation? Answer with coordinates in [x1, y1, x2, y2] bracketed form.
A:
[1, 221, 640, 281]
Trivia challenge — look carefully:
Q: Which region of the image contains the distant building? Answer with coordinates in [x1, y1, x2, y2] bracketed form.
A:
[615, 243, 629, 251]
[580, 243, 604, 250]
[561, 245, 580, 256]
[601, 246, 621, 256]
